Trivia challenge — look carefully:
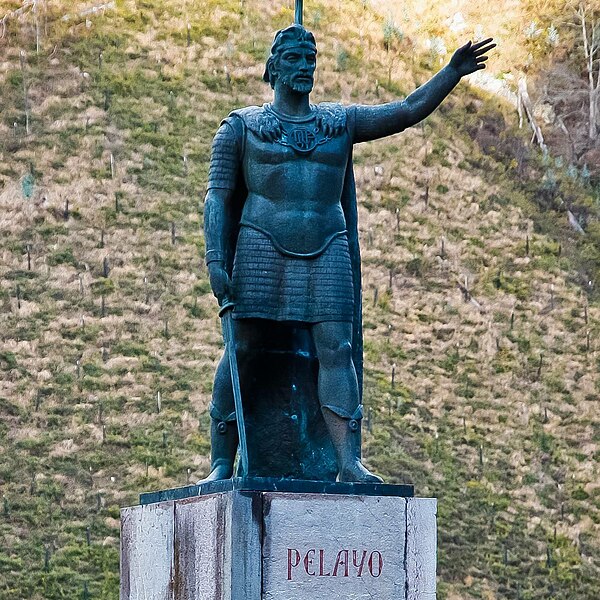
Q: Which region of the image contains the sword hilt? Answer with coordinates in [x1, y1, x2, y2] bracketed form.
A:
[218, 298, 235, 318]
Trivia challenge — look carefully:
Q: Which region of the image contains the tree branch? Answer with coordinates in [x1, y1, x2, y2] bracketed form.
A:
[0, 1, 35, 38]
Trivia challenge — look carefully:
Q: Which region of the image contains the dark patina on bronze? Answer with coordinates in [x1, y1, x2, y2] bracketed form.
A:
[201, 2, 495, 484]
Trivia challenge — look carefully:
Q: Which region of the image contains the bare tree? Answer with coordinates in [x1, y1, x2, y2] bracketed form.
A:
[0, 1, 35, 39]
[518, 76, 548, 153]
[19, 49, 30, 135]
[574, 2, 600, 140]
[382, 17, 405, 87]
[33, 0, 41, 54]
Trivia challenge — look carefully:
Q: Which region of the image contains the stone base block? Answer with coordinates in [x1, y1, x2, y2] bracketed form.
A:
[121, 482, 436, 600]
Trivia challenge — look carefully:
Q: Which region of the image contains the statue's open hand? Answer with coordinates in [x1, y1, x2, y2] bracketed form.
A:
[449, 38, 496, 78]
[208, 263, 233, 305]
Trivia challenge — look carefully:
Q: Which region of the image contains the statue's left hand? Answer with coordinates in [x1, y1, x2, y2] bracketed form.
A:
[449, 38, 496, 78]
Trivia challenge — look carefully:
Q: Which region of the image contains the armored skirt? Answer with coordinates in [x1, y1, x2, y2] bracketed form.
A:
[231, 225, 354, 323]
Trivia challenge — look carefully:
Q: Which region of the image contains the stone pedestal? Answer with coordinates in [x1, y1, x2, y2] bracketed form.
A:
[121, 479, 436, 600]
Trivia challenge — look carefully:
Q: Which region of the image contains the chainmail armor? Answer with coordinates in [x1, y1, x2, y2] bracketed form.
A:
[207, 119, 242, 190]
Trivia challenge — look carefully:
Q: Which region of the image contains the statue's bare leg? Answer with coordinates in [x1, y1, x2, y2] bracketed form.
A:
[198, 319, 262, 483]
[312, 321, 382, 483]
[198, 352, 238, 483]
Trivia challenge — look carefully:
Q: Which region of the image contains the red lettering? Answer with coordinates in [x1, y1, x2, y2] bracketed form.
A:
[368, 551, 383, 578]
[332, 550, 349, 577]
[288, 548, 383, 579]
[287, 549, 300, 580]
[352, 550, 368, 577]
[303, 549, 316, 576]
[319, 549, 331, 576]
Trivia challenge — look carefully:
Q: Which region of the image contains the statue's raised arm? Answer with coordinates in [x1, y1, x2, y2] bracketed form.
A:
[353, 38, 496, 143]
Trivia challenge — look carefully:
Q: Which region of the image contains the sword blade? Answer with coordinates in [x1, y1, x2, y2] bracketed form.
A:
[222, 310, 249, 475]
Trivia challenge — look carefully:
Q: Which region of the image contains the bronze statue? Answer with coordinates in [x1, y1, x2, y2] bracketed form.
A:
[202, 4, 495, 483]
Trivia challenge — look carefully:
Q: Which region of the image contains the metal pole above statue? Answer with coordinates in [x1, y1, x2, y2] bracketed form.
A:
[295, 0, 303, 25]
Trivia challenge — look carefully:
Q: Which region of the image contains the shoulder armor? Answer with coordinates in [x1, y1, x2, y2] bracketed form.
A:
[229, 103, 347, 141]
[230, 106, 282, 142]
[316, 102, 347, 137]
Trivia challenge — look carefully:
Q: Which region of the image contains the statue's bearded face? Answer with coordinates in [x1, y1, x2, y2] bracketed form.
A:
[274, 45, 316, 94]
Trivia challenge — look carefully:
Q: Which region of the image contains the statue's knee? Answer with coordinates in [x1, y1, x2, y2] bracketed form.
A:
[319, 339, 353, 368]
[209, 402, 236, 424]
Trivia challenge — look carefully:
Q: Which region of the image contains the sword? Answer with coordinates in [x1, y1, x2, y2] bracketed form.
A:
[295, 0, 303, 25]
[219, 298, 249, 476]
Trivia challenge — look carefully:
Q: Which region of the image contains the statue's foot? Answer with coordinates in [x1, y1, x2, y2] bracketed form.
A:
[339, 460, 383, 484]
[196, 461, 233, 485]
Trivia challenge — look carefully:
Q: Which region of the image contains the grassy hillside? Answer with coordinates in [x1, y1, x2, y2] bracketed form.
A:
[0, 1, 599, 598]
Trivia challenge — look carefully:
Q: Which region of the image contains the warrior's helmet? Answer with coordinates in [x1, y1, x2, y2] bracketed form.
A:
[263, 24, 317, 88]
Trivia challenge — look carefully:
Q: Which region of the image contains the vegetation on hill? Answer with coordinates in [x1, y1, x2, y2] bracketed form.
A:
[0, 1, 598, 599]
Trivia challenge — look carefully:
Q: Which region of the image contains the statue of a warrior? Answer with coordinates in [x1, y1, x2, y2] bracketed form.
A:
[202, 9, 494, 483]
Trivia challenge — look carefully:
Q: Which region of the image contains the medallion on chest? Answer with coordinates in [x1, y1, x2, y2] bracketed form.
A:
[279, 121, 325, 154]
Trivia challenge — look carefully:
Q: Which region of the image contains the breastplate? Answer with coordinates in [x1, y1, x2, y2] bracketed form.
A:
[232, 103, 352, 256]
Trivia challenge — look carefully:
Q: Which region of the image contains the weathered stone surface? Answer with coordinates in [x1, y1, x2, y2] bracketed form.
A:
[121, 491, 437, 600]
[406, 498, 437, 600]
[121, 501, 175, 600]
[229, 490, 263, 599]
[262, 493, 406, 600]
[173, 495, 227, 600]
